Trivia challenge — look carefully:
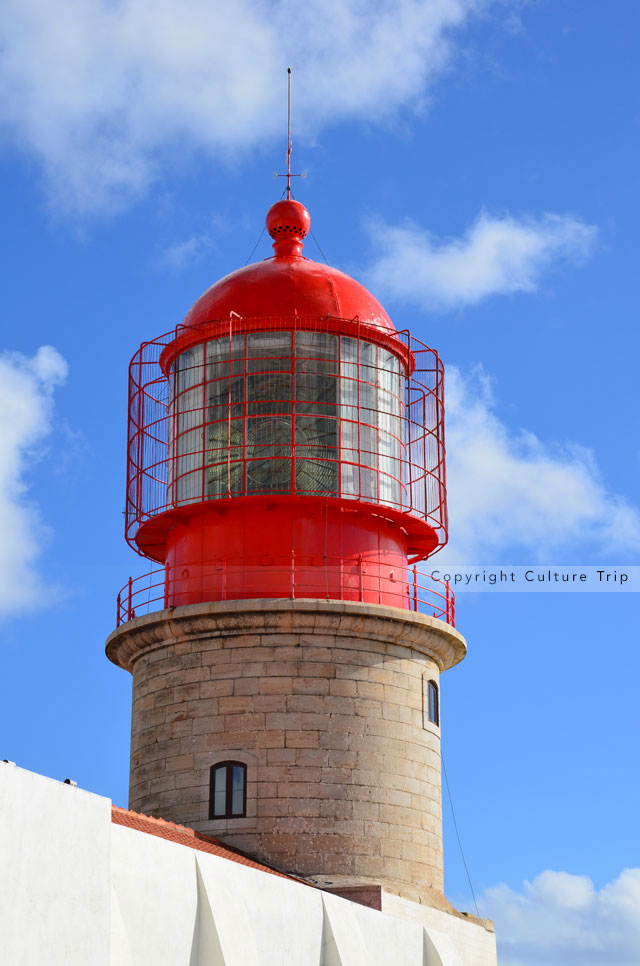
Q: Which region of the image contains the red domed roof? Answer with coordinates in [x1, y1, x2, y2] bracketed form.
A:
[182, 200, 395, 333]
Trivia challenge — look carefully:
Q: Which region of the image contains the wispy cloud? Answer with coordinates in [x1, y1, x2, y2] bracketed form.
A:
[158, 233, 213, 271]
[0, 0, 492, 213]
[479, 869, 640, 966]
[365, 211, 597, 309]
[442, 365, 639, 561]
[0, 346, 68, 617]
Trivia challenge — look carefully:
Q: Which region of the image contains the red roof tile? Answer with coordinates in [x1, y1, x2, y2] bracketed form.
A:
[111, 806, 309, 885]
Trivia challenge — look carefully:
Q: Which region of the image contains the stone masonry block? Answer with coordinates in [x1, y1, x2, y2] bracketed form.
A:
[285, 731, 319, 749]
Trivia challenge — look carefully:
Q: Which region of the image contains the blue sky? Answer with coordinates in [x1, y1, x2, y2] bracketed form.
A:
[1, 2, 638, 962]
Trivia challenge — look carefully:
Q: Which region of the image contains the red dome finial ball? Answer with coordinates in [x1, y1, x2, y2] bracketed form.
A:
[266, 199, 310, 256]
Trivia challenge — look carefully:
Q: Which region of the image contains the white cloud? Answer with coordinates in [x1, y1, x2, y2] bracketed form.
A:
[0, 0, 490, 213]
[442, 366, 640, 561]
[365, 211, 597, 308]
[479, 869, 640, 966]
[0, 346, 68, 617]
[158, 233, 212, 270]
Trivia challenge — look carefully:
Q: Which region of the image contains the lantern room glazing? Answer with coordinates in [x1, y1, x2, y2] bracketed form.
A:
[170, 328, 406, 509]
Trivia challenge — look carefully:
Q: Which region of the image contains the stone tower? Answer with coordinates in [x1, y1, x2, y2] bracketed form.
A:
[107, 198, 466, 909]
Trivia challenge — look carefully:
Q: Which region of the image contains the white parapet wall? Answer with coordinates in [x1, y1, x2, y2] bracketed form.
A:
[382, 892, 497, 966]
[0, 764, 496, 966]
[0, 764, 112, 966]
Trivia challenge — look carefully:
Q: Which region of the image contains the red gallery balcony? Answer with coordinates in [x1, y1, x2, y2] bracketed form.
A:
[115, 560, 455, 628]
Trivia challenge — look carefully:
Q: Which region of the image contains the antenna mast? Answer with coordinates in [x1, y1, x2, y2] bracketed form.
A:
[287, 67, 292, 199]
[275, 67, 305, 195]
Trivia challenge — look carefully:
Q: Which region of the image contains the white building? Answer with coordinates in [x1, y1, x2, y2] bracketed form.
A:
[0, 763, 496, 965]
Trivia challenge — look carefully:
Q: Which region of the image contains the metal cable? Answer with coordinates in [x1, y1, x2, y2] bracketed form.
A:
[244, 189, 287, 265]
[441, 749, 480, 918]
[243, 226, 266, 266]
[309, 229, 330, 265]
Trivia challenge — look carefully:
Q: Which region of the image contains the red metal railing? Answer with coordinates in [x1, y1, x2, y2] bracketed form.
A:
[125, 316, 447, 557]
[115, 561, 455, 628]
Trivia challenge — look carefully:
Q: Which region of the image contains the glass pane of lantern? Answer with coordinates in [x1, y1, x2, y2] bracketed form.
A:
[295, 415, 337, 455]
[378, 348, 401, 393]
[340, 336, 358, 379]
[205, 419, 244, 463]
[247, 371, 292, 415]
[177, 345, 204, 393]
[246, 416, 291, 459]
[213, 766, 227, 817]
[176, 469, 201, 504]
[231, 766, 245, 815]
[247, 458, 290, 493]
[204, 421, 228, 465]
[378, 426, 402, 509]
[247, 331, 291, 372]
[378, 387, 401, 422]
[296, 331, 338, 374]
[359, 425, 377, 469]
[177, 387, 202, 434]
[206, 334, 244, 379]
[295, 459, 337, 494]
[176, 429, 203, 504]
[246, 413, 291, 493]
[359, 380, 377, 417]
[339, 380, 358, 422]
[360, 467, 378, 502]
[207, 373, 244, 423]
[295, 367, 337, 417]
[359, 340, 378, 386]
[295, 415, 338, 494]
[176, 428, 202, 459]
[206, 420, 244, 498]
[339, 419, 359, 499]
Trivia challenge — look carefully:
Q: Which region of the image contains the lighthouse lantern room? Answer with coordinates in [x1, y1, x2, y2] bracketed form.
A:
[121, 199, 449, 620]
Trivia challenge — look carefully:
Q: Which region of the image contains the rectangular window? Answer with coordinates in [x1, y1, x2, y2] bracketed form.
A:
[423, 677, 440, 728]
[209, 761, 247, 820]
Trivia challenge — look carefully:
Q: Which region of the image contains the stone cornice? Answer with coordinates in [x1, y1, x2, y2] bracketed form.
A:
[106, 598, 466, 674]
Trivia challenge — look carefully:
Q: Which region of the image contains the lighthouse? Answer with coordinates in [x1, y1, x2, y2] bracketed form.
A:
[106, 197, 466, 910]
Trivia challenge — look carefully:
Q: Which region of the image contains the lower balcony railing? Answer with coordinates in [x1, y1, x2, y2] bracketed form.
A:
[115, 557, 455, 628]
